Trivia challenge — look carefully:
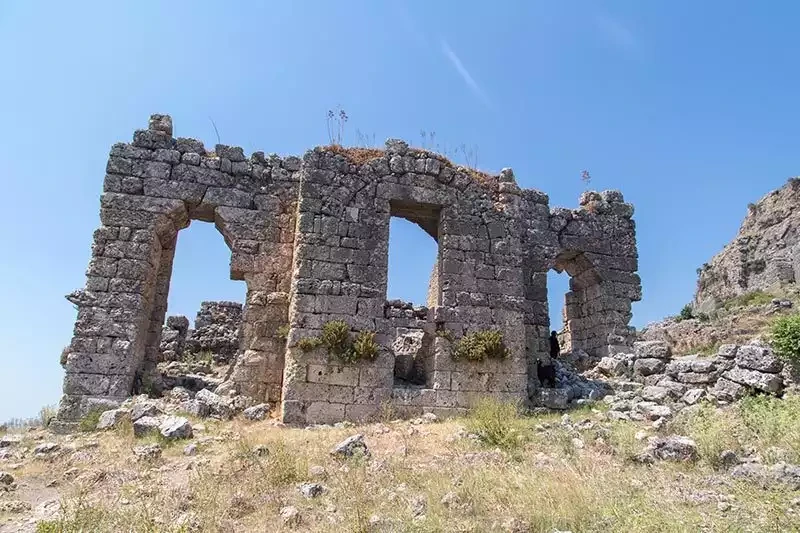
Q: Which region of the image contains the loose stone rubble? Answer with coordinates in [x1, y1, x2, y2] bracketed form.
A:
[54, 113, 642, 429]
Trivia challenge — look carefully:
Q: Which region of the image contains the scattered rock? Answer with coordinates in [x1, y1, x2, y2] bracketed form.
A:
[33, 442, 60, 455]
[196, 388, 233, 419]
[96, 408, 130, 430]
[131, 402, 160, 421]
[159, 416, 193, 439]
[719, 450, 739, 468]
[0, 500, 31, 513]
[299, 482, 326, 498]
[682, 388, 705, 405]
[722, 367, 783, 393]
[184, 443, 198, 456]
[309, 465, 327, 479]
[0, 434, 23, 447]
[0, 471, 14, 485]
[598, 357, 627, 376]
[640, 386, 669, 402]
[538, 388, 568, 410]
[640, 436, 698, 462]
[133, 444, 162, 461]
[180, 399, 210, 418]
[243, 403, 270, 421]
[280, 505, 301, 527]
[331, 434, 369, 458]
[133, 416, 162, 437]
[730, 462, 800, 490]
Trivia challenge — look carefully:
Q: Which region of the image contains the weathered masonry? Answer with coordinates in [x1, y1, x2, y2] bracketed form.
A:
[55, 114, 641, 428]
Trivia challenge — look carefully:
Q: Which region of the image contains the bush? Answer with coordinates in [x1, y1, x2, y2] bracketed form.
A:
[724, 290, 773, 310]
[295, 321, 379, 363]
[297, 337, 323, 352]
[453, 330, 509, 361]
[78, 409, 103, 432]
[677, 304, 694, 322]
[351, 330, 379, 361]
[669, 402, 739, 468]
[739, 395, 800, 462]
[320, 320, 351, 359]
[770, 314, 800, 364]
[275, 324, 289, 341]
[465, 398, 526, 450]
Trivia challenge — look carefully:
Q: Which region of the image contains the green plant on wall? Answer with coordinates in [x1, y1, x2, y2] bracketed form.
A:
[452, 330, 509, 361]
[295, 320, 379, 363]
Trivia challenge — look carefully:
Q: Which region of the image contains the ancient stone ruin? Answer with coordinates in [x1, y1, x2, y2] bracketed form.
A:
[54, 114, 641, 430]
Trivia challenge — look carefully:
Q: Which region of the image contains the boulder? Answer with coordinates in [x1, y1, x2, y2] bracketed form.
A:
[280, 506, 301, 527]
[634, 341, 671, 360]
[597, 357, 627, 376]
[159, 416, 193, 440]
[133, 416, 161, 437]
[640, 386, 669, 403]
[243, 403, 270, 421]
[711, 377, 747, 402]
[640, 436, 697, 462]
[0, 471, 13, 485]
[96, 408, 129, 430]
[633, 358, 666, 376]
[133, 444, 162, 461]
[637, 403, 672, 421]
[730, 462, 800, 490]
[180, 399, 210, 417]
[196, 389, 233, 419]
[130, 402, 160, 422]
[331, 434, 369, 458]
[735, 345, 783, 373]
[722, 367, 783, 393]
[682, 388, 705, 405]
[33, 442, 60, 455]
[538, 388, 569, 410]
[298, 482, 326, 498]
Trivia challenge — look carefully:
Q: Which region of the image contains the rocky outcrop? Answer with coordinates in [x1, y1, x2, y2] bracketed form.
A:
[695, 178, 800, 313]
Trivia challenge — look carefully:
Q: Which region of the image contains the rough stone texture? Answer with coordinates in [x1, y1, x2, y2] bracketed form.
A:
[695, 178, 800, 312]
[640, 435, 698, 462]
[55, 114, 642, 427]
[96, 408, 129, 430]
[183, 301, 242, 364]
[331, 434, 369, 458]
[243, 403, 270, 421]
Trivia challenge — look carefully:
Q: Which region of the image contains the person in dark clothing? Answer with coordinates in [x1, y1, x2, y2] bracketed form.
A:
[538, 331, 561, 389]
[549, 331, 561, 359]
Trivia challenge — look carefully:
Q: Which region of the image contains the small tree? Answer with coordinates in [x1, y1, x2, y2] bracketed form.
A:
[770, 314, 800, 364]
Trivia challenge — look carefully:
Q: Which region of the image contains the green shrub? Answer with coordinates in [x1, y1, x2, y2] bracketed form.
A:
[351, 330, 379, 360]
[724, 290, 773, 310]
[296, 337, 323, 352]
[320, 320, 351, 359]
[770, 314, 800, 364]
[275, 324, 290, 340]
[739, 394, 800, 462]
[295, 322, 379, 363]
[465, 398, 526, 450]
[453, 330, 508, 361]
[669, 402, 739, 468]
[677, 304, 694, 322]
[78, 409, 103, 432]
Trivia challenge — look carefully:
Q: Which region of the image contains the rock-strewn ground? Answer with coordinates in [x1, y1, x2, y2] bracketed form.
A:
[2, 393, 799, 532]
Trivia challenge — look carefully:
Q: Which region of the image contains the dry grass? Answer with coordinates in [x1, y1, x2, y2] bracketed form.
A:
[323, 144, 385, 165]
[5, 400, 798, 532]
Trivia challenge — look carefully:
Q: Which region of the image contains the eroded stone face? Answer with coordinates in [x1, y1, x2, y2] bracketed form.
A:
[54, 114, 642, 428]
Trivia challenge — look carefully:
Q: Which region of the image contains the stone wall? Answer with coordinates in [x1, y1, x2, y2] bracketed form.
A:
[54, 114, 642, 429]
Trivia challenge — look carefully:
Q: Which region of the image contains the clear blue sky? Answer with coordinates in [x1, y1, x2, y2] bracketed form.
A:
[1, 1, 798, 421]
